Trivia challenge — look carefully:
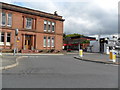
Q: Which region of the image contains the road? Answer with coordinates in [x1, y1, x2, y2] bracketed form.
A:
[2, 54, 118, 88]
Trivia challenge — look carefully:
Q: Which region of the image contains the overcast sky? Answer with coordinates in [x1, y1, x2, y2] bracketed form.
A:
[1, 0, 119, 38]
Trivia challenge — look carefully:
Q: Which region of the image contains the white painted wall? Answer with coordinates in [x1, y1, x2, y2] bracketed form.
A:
[87, 41, 99, 52]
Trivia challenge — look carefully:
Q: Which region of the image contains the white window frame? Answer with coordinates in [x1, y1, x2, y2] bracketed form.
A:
[52, 22, 55, 32]
[7, 13, 12, 27]
[47, 37, 51, 47]
[51, 37, 55, 47]
[44, 20, 47, 32]
[1, 12, 6, 26]
[43, 36, 47, 47]
[26, 18, 32, 29]
[48, 21, 51, 32]
[6, 42, 10, 46]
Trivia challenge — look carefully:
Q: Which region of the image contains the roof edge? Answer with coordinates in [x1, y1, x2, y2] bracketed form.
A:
[0, 2, 65, 21]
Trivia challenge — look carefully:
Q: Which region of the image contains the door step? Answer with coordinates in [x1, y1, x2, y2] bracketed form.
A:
[21, 50, 38, 53]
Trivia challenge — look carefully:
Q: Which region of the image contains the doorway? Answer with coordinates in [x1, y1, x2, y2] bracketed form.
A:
[25, 35, 32, 50]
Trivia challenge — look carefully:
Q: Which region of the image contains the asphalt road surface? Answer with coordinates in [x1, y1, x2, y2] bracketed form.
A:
[2, 54, 118, 88]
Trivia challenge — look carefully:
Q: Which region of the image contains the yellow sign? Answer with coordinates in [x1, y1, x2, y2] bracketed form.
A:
[17, 40, 19, 42]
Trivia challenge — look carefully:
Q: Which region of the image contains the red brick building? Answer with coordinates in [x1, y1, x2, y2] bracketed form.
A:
[0, 2, 64, 53]
[63, 36, 96, 51]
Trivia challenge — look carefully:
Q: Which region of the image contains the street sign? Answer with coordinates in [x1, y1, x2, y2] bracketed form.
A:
[15, 29, 19, 36]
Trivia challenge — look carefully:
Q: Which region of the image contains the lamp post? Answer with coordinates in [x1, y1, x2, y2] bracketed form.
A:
[13, 29, 18, 56]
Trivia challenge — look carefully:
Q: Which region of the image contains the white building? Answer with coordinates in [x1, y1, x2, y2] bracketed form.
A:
[87, 36, 120, 54]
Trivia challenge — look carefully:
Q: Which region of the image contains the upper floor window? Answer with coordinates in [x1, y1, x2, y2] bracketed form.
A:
[44, 20, 55, 33]
[52, 22, 55, 32]
[7, 13, 12, 27]
[44, 20, 47, 32]
[2, 12, 6, 26]
[26, 18, 32, 29]
[48, 21, 51, 32]
[1, 12, 12, 27]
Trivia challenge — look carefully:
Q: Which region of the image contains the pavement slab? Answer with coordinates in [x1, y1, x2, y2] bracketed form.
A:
[0, 56, 18, 70]
[74, 52, 119, 65]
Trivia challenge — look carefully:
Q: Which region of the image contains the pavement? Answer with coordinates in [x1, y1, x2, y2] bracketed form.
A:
[74, 52, 120, 65]
[2, 53, 64, 56]
[0, 56, 19, 70]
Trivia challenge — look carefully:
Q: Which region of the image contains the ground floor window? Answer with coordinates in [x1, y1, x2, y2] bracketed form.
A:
[0, 32, 4, 42]
[47, 37, 51, 47]
[0, 32, 5, 45]
[0, 32, 11, 46]
[43, 36, 55, 48]
[43, 36, 47, 47]
[7, 32, 11, 42]
[51, 37, 54, 47]
[6, 32, 11, 46]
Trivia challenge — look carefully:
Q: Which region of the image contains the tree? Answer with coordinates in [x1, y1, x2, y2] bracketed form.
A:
[64, 33, 83, 38]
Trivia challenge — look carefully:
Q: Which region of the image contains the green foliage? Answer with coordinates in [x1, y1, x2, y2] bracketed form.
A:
[81, 40, 90, 44]
[64, 33, 83, 38]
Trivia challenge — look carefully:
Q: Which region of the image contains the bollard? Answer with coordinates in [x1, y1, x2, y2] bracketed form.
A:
[109, 50, 116, 62]
[79, 49, 83, 57]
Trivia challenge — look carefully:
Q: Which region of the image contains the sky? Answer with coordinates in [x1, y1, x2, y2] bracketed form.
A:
[1, 0, 119, 38]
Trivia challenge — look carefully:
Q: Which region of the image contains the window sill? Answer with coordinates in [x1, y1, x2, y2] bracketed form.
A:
[6, 42, 11, 46]
[0, 42, 4, 46]
[26, 28, 32, 30]
[1, 26, 12, 29]
[48, 30, 51, 32]
[44, 32, 55, 34]
[0, 44, 4, 46]
[44, 30, 47, 32]
[7, 25, 12, 27]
